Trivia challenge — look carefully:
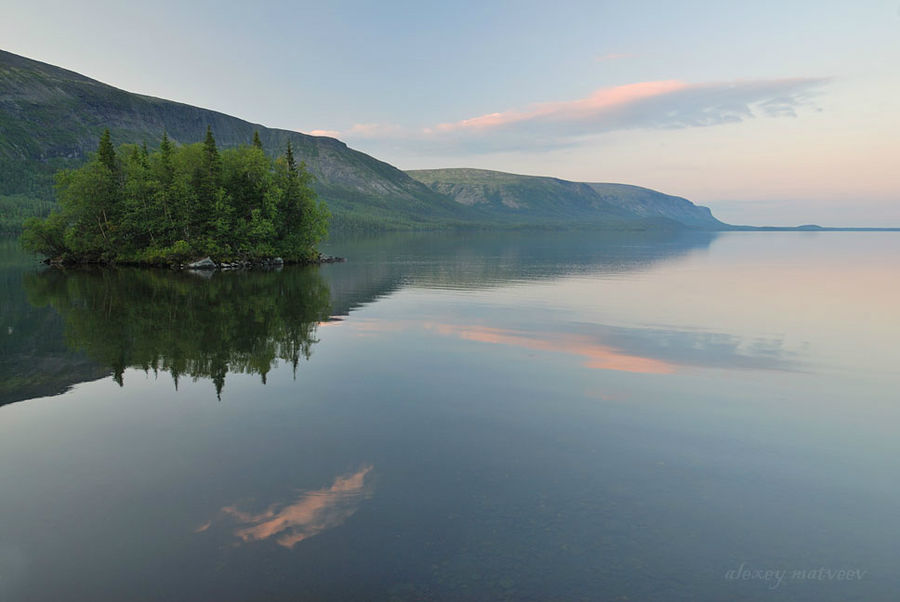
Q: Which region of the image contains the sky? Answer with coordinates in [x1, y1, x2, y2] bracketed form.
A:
[3, 0, 899, 226]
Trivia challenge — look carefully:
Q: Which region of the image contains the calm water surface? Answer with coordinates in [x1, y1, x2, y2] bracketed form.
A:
[1, 231, 899, 600]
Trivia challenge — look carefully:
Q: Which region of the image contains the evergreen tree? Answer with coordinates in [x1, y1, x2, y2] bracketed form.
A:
[252, 130, 263, 150]
[154, 131, 177, 240]
[121, 144, 155, 249]
[97, 129, 117, 173]
[285, 140, 296, 174]
[275, 141, 328, 259]
[56, 129, 123, 258]
[159, 132, 173, 177]
[193, 125, 224, 249]
[203, 125, 219, 164]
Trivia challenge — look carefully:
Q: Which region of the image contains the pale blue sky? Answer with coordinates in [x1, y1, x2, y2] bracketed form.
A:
[3, 0, 899, 225]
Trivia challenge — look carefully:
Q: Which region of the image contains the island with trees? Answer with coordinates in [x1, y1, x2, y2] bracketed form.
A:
[21, 127, 330, 266]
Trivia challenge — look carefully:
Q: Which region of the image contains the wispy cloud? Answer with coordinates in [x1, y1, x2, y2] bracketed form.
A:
[595, 52, 635, 62]
[315, 77, 829, 153]
[430, 80, 687, 134]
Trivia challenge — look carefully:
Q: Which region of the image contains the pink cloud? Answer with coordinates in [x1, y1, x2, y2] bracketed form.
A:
[434, 80, 688, 133]
[328, 77, 828, 153]
[308, 129, 340, 138]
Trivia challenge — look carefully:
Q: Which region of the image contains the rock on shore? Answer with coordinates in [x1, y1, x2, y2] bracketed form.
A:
[184, 255, 345, 271]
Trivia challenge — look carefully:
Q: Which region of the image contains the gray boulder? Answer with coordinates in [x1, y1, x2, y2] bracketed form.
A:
[187, 257, 216, 270]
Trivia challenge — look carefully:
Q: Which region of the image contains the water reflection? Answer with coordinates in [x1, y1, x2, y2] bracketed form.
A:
[2, 233, 899, 600]
[22, 266, 332, 398]
[208, 466, 374, 548]
[4, 230, 717, 404]
[343, 319, 802, 375]
[427, 324, 676, 374]
[1, 239, 108, 406]
[577, 322, 803, 372]
[322, 230, 717, 311]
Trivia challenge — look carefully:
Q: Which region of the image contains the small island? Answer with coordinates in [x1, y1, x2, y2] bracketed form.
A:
[21, 127, 330, 266]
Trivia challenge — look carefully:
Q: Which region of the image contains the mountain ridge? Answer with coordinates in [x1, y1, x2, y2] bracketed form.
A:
[1, 49, 726, 231]
[407, 168, 724, 228]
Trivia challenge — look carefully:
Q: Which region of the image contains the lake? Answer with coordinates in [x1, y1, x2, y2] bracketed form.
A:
[1, 230, 898, 600]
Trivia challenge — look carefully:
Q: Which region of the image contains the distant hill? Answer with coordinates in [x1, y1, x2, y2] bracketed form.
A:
[585, 183, 722, 228]
[1, 49, 727, 232]
[407, 168, 724, 229]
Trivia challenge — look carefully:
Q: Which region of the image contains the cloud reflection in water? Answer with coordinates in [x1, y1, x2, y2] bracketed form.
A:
[209, 466, 374, 549]
[428, 323, 676, 374]
[343, 318, 803, 374]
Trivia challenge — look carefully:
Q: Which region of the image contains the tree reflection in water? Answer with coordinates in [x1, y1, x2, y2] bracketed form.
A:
[24, 266, 333, 398]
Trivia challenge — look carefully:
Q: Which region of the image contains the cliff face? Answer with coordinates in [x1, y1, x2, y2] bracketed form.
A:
[408, 168, 724, 228]
[587, 183, 723, 228]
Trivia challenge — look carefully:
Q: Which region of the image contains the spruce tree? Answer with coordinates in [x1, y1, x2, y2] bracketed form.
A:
[196, 126, 224, 251]
[277, 140, 306, 248]
[286, 140, 297, 175]
[92, 128, 120, 252]
[156, 132, 176, 237]
[203, 125, 219, 164]
[97, 129, 117, 173]
[252, 130, 263, 150]
[158, 132, 173, 184]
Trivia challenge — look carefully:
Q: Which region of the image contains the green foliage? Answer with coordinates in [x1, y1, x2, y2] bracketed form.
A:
[20, 212, 67, 258]
[0, 194, 57, 233]
[20, 130, 329, 264]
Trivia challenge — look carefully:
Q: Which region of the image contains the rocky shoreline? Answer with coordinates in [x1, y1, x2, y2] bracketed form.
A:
[184, 254, 345, 271]
[44, 254, 345, 269]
